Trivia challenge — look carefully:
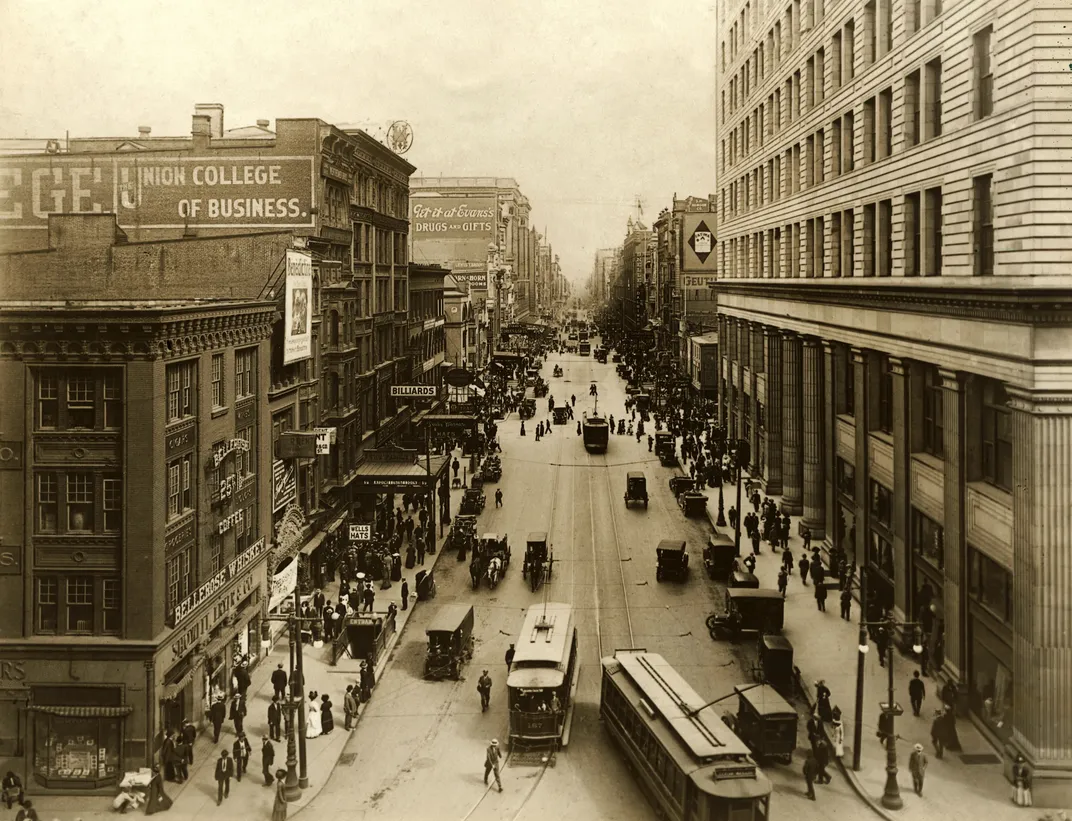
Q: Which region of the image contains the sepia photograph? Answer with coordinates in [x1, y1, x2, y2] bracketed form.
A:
[0, 0, 1070, 819]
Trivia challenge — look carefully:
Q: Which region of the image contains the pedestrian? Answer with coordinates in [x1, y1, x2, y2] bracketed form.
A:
[1012, 754, 1033, 807]
[230, 692, 246, 735]
[647, 435, 653, 452]
[320, 693, 335, 734]
[13, 801, 38, 821]
[576, 421, 582, 436]
[144, 766, 173, 815]
[751, 529, 761, 555]
[909, 670, 926, 717]
[477, 669, 493, 712]
[802, 525, 812, 552]
[235, 661, 252, 696]
[831, 714, 845, 758]
[802, 751, 818, 800]
[751, 490, 760, 513]
[344, 685, 358, 731]
[495, 488, 503, 508]
[232, 732, 251, 782]
[904, 743, 928, 796]
[417, 533, 426, 565]
[362, 585, 375, 613]
[777, 568, 788, 597]
[401, 578, 409, 611]
[799, 553, 810, 585]
[815, 738, 832, 784]
[214, 749, 235, 806]
[171, 736, 188, 783]
[840, 587, 853, 620]
[452, 457, 460, 479]
[815, 582, 828, 612]
[262, 737, 275, 786]
[810, 555, 825, 586]
[816, 680, 833, 723]
[728, 506, 738, 531]
[208, 694, 226, 743]
[743, 553, 756, 574]
[360, 661, 375, 702]
[3, 771, 24, 810]
[272, 769, 289, 821]
[505, 643, 515, 671]
[484, 739, 503, 792]
[262, 695, 281, 742]
[161, 729, 176, 781]
[930, 708, 946, 758]
[782, 546, 793, 574]
[875, 624, 889, 667]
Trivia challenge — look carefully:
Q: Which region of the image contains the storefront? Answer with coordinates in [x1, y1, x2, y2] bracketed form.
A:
[156, 538, 268, 742]
[835, 458, 857, 569]
[966, 544, 1014, 744]
[28, 693, 131, 789]
[866, 480, 895, 615]
[910, 508, 945, 670]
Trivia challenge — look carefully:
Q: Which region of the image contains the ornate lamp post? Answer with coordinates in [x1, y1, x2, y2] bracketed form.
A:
[712, 424, 727, 527]
[731, 438, 750, 558]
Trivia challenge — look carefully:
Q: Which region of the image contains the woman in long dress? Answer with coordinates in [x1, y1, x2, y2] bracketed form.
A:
[320, 693, 335, 735]
[144, 767, 173, 815]
[272, 769, 288, 821]
[306, 692, 322, 739]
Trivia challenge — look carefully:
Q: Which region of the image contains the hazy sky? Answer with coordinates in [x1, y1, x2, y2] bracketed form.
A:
[1, 0, 716, 285]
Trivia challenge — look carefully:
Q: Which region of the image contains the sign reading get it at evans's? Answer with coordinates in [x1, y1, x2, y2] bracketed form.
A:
[0, 156, 316, 231]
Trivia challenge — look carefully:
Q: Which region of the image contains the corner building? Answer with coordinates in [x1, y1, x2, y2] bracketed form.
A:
[714, 0, 1072, 802]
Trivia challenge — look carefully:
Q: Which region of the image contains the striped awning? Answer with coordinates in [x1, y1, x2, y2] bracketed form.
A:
[28, 705, 134, 718]
[161, 664, 202, 701]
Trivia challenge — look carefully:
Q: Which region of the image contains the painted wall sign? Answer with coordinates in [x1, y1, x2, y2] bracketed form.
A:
[170, 537, 265, 627]
[0, 550, 21, 575]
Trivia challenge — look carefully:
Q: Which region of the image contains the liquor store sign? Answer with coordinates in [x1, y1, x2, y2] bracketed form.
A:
[168, 537, 266, 630]
[0, 156, 316, 231]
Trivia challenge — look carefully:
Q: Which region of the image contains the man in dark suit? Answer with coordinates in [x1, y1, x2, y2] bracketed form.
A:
[209, 696, 226, 743]
[271, 663, 288, 701]
[214, 750, 235, 805]
[267, 695, 283, 741]
[180, 718, 197, 765]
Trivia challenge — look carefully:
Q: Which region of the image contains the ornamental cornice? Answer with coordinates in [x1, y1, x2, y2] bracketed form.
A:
[1005, 386, 1072, 414]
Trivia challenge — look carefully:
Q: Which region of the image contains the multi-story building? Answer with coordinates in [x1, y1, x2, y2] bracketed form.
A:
[714, 0, 1072, 801]
[0, 217, 284, 792]
[590, 248, 619, 305]
[404, 263, 448, 424]
[443, 275, 476, 370]
[611, 217, 654, 336]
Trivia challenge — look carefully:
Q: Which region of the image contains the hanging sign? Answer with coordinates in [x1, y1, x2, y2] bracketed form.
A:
[349, 524, 371, 541]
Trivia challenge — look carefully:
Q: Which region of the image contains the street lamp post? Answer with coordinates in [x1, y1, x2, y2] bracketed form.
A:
[713, 425, 727, 527]
[732, 438, 750, 558]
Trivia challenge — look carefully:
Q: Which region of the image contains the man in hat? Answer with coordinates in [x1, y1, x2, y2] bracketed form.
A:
[505, 644, 515, 671]
[235, 661, 252, 697]
[261, 737, 275, 786]
[344, 685, 359, 731]
[909, 743, 928, 795]
[209, 695, 227, 744]
[909, 670, 927, 717]
[477, 670, 493, 712]
[267, 695, 283, 741]
[214, 749, 235, 806]
[271, 663, 288, 701]
[179, 717, 197, 765]
[232, 732, 251, 782]
[484, 739, 503, 792]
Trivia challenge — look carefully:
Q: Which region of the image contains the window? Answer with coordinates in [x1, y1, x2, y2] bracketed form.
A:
[166, 550, 192, 616]
[863, 204, 876, 277]
[870, 481, 893, 530]
[167, 454, 194, 520]
[841, 209, 855, 276]
[981, 380, 1012, 491]
[103, 478, 121, 532]
[35, 575, 121, 636]
[844, 20, 855, 81]
[870, 530, 895, 578]
[908, 0, 921, 35]
[235, 348, 256, 399]
[904, 192, 921, 277]
[831, 213, 843, 277]
[103, 373, 121, 429]
[235, 426, 254, 478]
[879, 87, 893, 158]
[843, 111, 855, 173]
[67, 473, 94, 532]
[922, 365, 944, 456]
[838, 458, 856, 498]
[102, 578, 121, 634]
[831, 119, 842, 178]
[880, 0, 892, 55]
[974, 26, 994, 119]
[66, 576, 94, 633]
[236, 505, 257, 554]
[815, 48, 825, 103]
[814, 216, 825, 276]
[864, 0, 877, 65]
[166, 361, 196, 422]
[790, 143, 800, 194]
[905, 70, 921, 148]
[814, 129, 825, 184]
[211, 353, 225, 408]
[37, 577, 58, 632]
[37, 473, 58, 533]
[67, 375, 95, 429]
[925, 58, 942, 139]
[38, 372, 59, 429]
[831, 32, 843, 90]
[210, 533, 223, 575]
[877, 356, 893, 432]
[925, 187, 943, 276]
[973, 174, 994, 276]
[913, 510, 944, 570]
[968, 548, 1012, 624]
[845, 353, 856, 415]
[806, 56, 815, 109]
[37, 370, 124, 431]
[863, 97, 876, 164]
[879, 199, 893, 276]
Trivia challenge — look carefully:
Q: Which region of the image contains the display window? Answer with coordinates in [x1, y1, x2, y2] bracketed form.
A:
[29, 686, 128, 788]
[969, 620, 1013, 742]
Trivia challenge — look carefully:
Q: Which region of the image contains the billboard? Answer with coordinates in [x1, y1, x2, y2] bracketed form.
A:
[272, 459, 297, 512]
[283, 249, 313, 364]
[681, 213, 718, 273]
[411, 196, 496, 265]
[0, 155, 316, 231]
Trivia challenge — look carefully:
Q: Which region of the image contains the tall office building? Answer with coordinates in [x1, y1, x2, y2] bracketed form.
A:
[714, 0, 1072, 803]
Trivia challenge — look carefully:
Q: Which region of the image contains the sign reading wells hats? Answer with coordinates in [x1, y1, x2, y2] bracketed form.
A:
[682, 213, 718, 273]
[349, 524, 371, 541]
[390, 385, 437, 398]
[443, 368, 475, 388]
[284, 249, 314, 364]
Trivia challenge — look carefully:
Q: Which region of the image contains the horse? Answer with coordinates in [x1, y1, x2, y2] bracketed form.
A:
[486, 556, 503, 588]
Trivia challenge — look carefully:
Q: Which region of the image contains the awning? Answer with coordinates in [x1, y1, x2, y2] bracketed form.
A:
[352, 454, 449, 491]
[203, 633, 232, 662]
[28, 705, 134, 718]
[300, 529, 328, 556]
[161, 665, 201, 701]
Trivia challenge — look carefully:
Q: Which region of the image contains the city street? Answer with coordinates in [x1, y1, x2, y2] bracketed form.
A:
[307, 344, 869, 821]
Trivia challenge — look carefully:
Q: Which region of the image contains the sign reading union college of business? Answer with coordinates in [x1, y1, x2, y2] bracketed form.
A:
[0, 156, 316, 231]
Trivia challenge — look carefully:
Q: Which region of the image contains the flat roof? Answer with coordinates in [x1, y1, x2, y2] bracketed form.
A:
[512, 603, 573, 667]
[355, 454, 448, 478]
[426, 604, 474, 634]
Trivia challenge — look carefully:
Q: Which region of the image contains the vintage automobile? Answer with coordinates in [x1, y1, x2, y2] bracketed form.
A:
[595, 348, 608, 363]
[520, 398, 537, 420]
[702, 534, 737, 580]
[483, 455, 503, 482]
[656, 539, 689, 583]
[522, 531, 553, 592]
[611, 352, 623, 363]
[424, 604, 476, 680]
[459, 487, 486, 516]
[624, 471, 649, 508]
[668, 476, 697, 498]
[722, 684, 798, 764]
[654, 431, 676, 465]
[679, 490, 709, 518]
[634, 393, 651, 413]
[753, 634, 795, 696]
[553, 406, 570, 425]
[707, 589, 786, 640]
[553, 365, 564, 377]
[534, 381, 549, 398]
[729, 567, 761, 588]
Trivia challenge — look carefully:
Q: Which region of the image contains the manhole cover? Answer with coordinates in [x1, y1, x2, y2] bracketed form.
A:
[338, 753, 357, 767]
[960, 753, 1002, 765]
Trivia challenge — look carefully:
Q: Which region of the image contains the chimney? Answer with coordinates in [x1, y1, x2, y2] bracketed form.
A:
[193, 103, 224, 138]
[191, 114, 212, 149]
[256, 119, 270, 129]
[138, 126, 151, 138]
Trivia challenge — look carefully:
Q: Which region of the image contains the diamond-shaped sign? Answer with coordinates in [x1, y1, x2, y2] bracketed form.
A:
[689, 220, 714, 264]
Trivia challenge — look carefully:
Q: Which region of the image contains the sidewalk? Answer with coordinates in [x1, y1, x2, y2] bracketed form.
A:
[31, 453, 467, 821]
[681, 448, 1031, 820]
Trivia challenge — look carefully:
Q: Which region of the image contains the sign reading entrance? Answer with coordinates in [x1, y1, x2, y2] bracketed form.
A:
[390, 385, 437, 398]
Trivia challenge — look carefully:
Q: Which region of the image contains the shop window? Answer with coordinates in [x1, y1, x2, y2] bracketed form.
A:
[870, 481, 892, 529]
[31, 687, 123, 787]
[869, 531, 895, 579]
[969, 629, 1012, 741]
[980, 380, 1012, 492]
[968, 547, 1012, 624]
[36, 369, 123, 431]
[912, 509, 944, 570]
[837, 458, 855, 499]
[921, 365, 944, 456]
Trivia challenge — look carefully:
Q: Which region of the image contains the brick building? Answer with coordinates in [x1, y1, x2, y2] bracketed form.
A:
[713, 0, 1072, 802]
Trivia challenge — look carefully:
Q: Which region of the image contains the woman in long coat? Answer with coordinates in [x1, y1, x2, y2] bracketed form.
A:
[272, 769, 288, 821]
[144, 767, 173, 815]
[320, 693, 335, 735]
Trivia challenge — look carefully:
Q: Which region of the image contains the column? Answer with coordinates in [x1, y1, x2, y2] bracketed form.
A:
[781, 331, 804, 515]
[750, 324, 764, 476]
[736, 320, 747, 441]
[801, 337, 826, 538]
[853, 348, 870, 575]
[890, 358, 910, 624]
[1009, 390, 1072, 799]
[765, 329, 784, 495]
[718, 315, 729, 431]
[940, 369, 965, 681]
[822, 341, 837, 553]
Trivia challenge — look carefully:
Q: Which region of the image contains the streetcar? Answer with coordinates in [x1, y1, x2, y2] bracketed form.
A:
[600, 650, 773, 821]
[507, 603, 579, 752]
[582, 402, 610, 453]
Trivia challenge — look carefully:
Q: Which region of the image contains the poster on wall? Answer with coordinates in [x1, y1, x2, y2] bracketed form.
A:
[272, 459, 297, 512]
[269, 557, 298, 612]
[283, 249, 313, 364]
